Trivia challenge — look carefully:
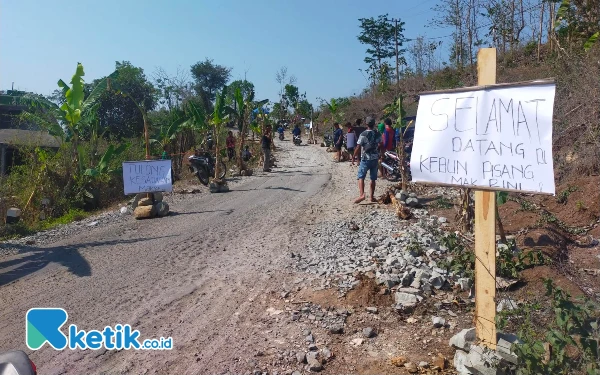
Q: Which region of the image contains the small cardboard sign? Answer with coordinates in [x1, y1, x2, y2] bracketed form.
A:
[122, 160, 172, 195]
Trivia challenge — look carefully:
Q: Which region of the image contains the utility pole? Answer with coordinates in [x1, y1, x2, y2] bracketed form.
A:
[387, 17, 401, 89]
[394, 18, 399, 87]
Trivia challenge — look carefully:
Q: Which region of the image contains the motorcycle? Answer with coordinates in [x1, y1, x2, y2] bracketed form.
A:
[188, 151, 226, 186]
[293, 135, 302, 146]
[381, 145, 412, 182]
[278, 132, 284, 141]
[0, 350, 37, 375]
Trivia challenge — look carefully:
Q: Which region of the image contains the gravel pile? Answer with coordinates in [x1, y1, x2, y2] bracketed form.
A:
[296, 206, 472, 311]
[289, 303, 349, 332]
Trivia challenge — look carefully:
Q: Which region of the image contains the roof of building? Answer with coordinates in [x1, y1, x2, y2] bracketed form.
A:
[0, 129, 61, 148]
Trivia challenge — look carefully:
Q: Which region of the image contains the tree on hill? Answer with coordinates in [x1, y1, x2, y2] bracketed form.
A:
[191, 58, 232, 111]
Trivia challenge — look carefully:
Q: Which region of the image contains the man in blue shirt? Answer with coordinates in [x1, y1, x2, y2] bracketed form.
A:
[292, 124, 301, 143]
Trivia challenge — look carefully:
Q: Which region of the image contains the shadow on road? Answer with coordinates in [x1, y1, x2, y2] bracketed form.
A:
[0, 236, 176, 286]
[264, 186, 305, 192]
[232, 186, 306, 193]
[169, 209, 234, 216]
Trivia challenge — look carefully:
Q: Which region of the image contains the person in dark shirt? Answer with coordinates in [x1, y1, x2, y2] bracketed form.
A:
[262, 125, 272, 172]
[333, 122, 343, 162]
[292, 124, 301, 137]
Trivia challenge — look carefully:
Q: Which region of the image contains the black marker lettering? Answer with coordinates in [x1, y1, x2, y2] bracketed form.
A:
[454, 96, 475, 132]
[430, 98, 450, 131]
[499, 98, 514, 135]
[485, 98, 498, 135]
[452, 137, 462, 152]
[517, 101, 531, 139]
[526, 99, 545, 143]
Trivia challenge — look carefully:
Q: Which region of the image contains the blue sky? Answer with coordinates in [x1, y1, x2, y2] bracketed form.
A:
[1, 0, 451, 106]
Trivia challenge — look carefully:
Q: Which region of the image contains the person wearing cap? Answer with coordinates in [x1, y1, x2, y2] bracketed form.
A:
[353, 116, 382, 203]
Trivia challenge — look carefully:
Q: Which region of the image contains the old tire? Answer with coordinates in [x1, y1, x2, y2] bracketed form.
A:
[193, 166, 210, 186]
[218, 161, 226, 180]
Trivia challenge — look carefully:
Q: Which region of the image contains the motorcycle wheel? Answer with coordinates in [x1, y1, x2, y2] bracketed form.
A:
[192, 165, 210, 186]
[384, 170, 401, 182]
[218, 161, 227, 179]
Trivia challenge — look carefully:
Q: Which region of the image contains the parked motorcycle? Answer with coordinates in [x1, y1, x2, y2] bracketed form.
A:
[188, 151, 226, 186]
[0, 350, 37, 375]
[381, 147, 412, 182]
[293, 135, 302, 146]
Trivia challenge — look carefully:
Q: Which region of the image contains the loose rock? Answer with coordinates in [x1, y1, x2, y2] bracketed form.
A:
[137, 197, 153, 207]
[404, 362, 418, 373]
[306, 352, 322, 372]
[296, 351, 306, 364]
[391, 356, 407, 367]
[449, 328, 476, 352]
[154, 201, 169, 217]
[432, 316, 446, 328]
[133, 205, 156, 219]
[363, 327, 376, 338]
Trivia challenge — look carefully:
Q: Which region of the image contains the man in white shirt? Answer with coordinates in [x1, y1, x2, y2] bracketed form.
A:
[345, 122, 357, 163]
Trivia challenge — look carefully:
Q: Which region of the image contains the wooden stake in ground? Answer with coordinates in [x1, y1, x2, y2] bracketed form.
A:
[474, 48, 497, 350]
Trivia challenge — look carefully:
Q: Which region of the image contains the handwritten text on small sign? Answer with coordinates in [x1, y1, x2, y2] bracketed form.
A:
[410, 81, 556, 194]
[123, 160, 173, 195]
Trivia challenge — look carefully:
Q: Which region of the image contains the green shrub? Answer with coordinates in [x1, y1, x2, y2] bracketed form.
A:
[498, 280, 600, 375]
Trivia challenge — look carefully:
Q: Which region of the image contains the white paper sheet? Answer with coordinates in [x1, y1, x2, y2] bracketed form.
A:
[123, 160, 173, 195]
[410, 82, 556, 194]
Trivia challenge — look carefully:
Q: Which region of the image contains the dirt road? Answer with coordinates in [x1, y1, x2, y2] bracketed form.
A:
[0, 140, 338, 374]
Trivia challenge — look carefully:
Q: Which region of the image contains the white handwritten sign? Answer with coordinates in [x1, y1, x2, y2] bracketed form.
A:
[410, 81, 556, 195]
[123, 160, 173, 195]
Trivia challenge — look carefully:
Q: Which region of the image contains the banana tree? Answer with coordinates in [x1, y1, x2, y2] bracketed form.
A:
[323, 98, 343, 123]
[211, 86, 229, 181]
[22, 63, 116, 174]
[84, 143, 130, 177]
[388, 94, 414, 191]
[226, 88, 269, 173]
[149, 110, 185, 152]
[225, 87, 254, 173]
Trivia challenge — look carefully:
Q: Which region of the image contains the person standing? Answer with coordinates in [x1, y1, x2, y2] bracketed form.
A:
[345, 122, 357, 163]
[262, 126, 272, 172]
[353, 117, 382, 203]
[377, 120, 385, 134]
[379, 118, 396, 176]
[333, 122, 343, 162]
[226, 131, 236, 161]
[382, 118, 396, 152]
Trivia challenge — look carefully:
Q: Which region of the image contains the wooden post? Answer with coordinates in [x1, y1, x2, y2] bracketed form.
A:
[474, 48, 497, 350]
[143, 113, 150, 160]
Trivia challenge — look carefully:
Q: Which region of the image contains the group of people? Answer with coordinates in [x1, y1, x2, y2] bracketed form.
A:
[331, 116, 399, 204]
[276, 123, 302, 139]
[259, 116, 398, 203]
